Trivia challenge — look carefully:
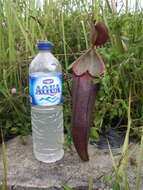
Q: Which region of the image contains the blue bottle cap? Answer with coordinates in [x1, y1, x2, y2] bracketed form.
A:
[37, 42, 52, 50]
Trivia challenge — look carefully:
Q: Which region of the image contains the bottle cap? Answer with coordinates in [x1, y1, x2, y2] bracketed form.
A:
[37, 42, 52, 50]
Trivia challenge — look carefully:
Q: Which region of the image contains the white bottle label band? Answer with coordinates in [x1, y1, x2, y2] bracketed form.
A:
[29, 74, 62, 106]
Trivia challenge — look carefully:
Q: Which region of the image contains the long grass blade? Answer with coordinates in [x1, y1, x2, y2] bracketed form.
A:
[107, 140, 117, 172]
[117, 89, 132, 174]
[81, 20, 88, 49]
[122, 89, 132, 156]
[134, 127, 143, 190]
[1, 128, 7, 190]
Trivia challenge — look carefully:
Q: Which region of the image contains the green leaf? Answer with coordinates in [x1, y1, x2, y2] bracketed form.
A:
[112, 183, 120, 190]
[90, 127, 99, 141]
[6, 120, 12, 130]
[11, 127, 18, 134]
[62, 185, 73, 190]
[103, 175, 112, 183]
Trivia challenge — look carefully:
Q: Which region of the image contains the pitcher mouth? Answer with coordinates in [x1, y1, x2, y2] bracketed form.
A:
[72, 48, 105, 78]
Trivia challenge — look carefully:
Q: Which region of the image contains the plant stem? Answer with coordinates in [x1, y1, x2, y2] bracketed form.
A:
[61, 12, 68, 73]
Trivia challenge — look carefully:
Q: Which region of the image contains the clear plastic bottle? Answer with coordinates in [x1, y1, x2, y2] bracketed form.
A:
[29, 42, 64, 163]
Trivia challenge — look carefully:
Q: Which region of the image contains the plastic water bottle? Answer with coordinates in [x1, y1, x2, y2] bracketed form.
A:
[29, 42, 64, 163]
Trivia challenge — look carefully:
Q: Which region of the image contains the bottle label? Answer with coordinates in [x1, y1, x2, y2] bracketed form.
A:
[29, 74, 62, 106]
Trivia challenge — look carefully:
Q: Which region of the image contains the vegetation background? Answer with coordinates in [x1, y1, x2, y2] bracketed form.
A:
[1, 0, 143, 189]
[0, 0, 143, 143]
